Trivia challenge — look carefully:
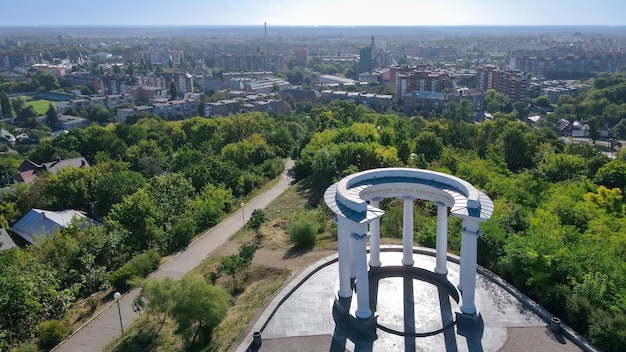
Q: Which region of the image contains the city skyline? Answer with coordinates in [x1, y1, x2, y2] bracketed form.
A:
[1, 0, 623, 27]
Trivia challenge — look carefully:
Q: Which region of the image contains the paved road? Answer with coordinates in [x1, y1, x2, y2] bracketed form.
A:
[54, 159, 295, 352]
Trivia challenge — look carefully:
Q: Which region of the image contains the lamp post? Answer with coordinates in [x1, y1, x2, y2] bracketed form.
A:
[241, 202, 245, 225]
[113, 292, 123, 334]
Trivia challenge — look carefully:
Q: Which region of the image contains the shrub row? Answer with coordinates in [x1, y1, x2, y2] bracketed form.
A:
[109, 249, 161, 291]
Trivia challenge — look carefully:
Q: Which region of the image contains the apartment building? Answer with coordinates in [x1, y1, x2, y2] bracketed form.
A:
[117, 99, 198, 122]
[476, 65, 529, 101]
[56, 94, 133, 112]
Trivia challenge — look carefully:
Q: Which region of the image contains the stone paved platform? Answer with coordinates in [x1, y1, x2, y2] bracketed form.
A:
[234, 247, 589, 352]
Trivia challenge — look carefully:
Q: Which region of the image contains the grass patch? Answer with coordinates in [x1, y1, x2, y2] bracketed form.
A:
[208, 265, 290, 351]
[103, 314, 183, 352]
[24, 98, 53, 115]
[103, 263, 290, 352]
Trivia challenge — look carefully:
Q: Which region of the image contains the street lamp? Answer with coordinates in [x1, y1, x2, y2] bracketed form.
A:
[113, 292, 123, 334]
[241, 202, 245, 225]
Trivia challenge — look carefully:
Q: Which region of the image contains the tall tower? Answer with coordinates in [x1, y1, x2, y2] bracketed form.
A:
[370, 36, 375, 72]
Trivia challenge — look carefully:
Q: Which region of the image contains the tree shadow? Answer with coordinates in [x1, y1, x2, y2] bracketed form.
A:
[282, 245, 312, 259]
[112, 329, 159, 352]
[295, 177, 324, 208]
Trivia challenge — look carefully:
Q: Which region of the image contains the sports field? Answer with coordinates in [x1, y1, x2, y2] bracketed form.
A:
[23, 97, 54, 115]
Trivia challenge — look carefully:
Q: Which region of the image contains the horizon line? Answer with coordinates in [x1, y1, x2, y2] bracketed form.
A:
[2, 24, 625, 28]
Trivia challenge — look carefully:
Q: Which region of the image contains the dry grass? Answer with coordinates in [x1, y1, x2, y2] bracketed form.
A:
[208, 266, 290, 351]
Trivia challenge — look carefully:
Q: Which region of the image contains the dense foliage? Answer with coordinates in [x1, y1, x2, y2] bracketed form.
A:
[0, 112, 289, 348]
[292, 95, 626, 351]
[1, 71, 626, 350]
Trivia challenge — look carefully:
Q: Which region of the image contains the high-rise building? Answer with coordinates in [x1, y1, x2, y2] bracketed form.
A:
[390, 65, 455, 97]
[476, 65, 529, 101]
[358, 47, 373, 74]
[293, 48, 309, 66]
[515, 52, 623, 78]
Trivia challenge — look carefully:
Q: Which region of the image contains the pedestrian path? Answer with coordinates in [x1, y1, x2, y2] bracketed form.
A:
[53, 160, 294, 352]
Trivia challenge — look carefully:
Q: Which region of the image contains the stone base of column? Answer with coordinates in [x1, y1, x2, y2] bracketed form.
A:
[368, 260, 381, 268]
[456, 310, 480, 322]
[434, 267, 448, 275]
[455, 311, 483, 337]
[332, 298, 378, 342]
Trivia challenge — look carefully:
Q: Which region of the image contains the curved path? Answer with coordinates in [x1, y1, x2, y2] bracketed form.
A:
[53, 159, 295, 352]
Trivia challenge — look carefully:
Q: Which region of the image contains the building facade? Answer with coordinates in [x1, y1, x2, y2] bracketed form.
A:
[476, 65, 529, 101]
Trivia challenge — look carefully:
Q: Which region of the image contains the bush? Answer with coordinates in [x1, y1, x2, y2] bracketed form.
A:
[37, 320, 70, 349]
[109, 250, 161, 291]
[288, 216, 319, 247]
[16, 342, 39, 352]
[86, 296, 99, 313]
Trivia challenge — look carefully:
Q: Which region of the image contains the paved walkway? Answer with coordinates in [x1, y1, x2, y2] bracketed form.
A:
[54, 160, 295, 352]
[235, 248, 590, 352]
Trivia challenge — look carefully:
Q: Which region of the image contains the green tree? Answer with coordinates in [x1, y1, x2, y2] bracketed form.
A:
[246, 209, 268, 237]
[134, 277, 175, 336]
[44, 165, 102, 211]
[414, 131, 443, 163]
[0, 90, 12, 117]
[513, 101, 530, 120]
[532, 96, 552, 109]
[169, 81, 178, 100]
[217, 244, 256, 292]
[594, 160, 626, 191]
[10, 96, 25, 115]
[169, 276, 229, 348]
[93, 170, 145, 217]
[33, 70, 60, 91]
[538, 153, 586, 183]
[16, 106, 37, 123]
[45, 102, 58, 125]
[485, 89, 511, 113]
[106, 188, 165, 254]
[501, 123, 536, 172]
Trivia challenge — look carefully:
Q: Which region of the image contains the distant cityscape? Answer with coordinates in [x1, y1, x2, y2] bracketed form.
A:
[0, 25, 624, 141]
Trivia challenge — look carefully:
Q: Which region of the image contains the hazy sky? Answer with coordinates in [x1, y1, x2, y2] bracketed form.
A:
[1, 0, 623, 26]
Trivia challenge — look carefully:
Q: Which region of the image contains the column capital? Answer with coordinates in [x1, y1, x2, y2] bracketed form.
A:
[403, 195, 414, 201]
[371, 197, 383, 202]
[434, 201, 446, 207]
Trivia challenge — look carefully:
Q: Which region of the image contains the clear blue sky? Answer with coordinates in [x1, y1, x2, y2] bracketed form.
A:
[1, 0, 623, 26]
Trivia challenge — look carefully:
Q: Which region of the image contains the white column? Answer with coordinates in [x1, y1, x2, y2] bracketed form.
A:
[337, 216, 352, 298]
[459, 218, 481, 315]
[351, 225, 372, 319]
[434, 203, 448, 275]
[402, 196, 414, 266]
[349, 230, 356, 279]
[368, 198, 381, 267]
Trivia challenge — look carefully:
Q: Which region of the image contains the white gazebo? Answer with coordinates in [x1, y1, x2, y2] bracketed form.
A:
[324, 168, 493, 322]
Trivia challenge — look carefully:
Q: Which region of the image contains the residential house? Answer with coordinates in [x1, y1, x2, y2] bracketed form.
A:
[11, 209, 89, 244]
[0, 228, 17, 251]
[14, 157, 90, 184]
[1, 129, 15, 143]
[56, 115, 90, 130]
[280, 88, 321, 103]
